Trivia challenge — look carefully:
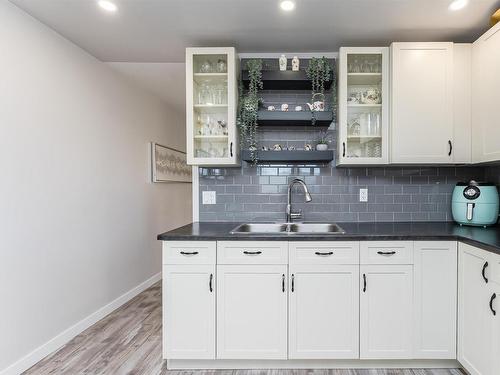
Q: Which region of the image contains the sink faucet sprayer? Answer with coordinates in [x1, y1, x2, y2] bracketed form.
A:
[286, 178, 312, 222]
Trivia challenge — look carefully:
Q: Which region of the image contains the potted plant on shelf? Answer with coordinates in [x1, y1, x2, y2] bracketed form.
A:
[316, 130, 331, 151]
[238, 59, 263, 163]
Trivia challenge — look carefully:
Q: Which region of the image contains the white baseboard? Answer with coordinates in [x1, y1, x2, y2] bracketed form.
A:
[1, 272, 162, 375]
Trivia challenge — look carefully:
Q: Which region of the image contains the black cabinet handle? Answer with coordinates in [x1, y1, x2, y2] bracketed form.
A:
[180, 251, 199, 256]
[291, 274, 295, 292]
[363, 274, 367, 293]
[230, 142, 233, 157]
[482, 261, 489, 283]
[490, 293, 497, 316]
[243, 250, 262, 255]
[448, 140, 453, 156]
[209, 273, 213, 293]
[342, 142, 346, 157]
[315, 251, 334, 256]
[377, 251, 396, 255]
[282, 274, 285, 293]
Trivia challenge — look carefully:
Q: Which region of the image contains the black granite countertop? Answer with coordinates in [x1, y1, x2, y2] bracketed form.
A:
[157, 222, 500, 255]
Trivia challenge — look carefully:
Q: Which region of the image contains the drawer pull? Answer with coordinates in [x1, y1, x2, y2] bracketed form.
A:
[490, 293, 497, 316]
[482, 261, 489, 284]
[209, 273, 213, 293]
[363, 273, 367, 293]
[282, 274, 285, 293]
[243, 250, 262, 255]
[180, 251, 199, 256]
[315, 251, 334, 256]
[291, 274, 295, 292]
[377, 251, 396, 255]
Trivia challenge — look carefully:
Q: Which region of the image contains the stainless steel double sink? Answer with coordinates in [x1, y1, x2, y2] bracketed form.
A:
[230, 222, 346, 235]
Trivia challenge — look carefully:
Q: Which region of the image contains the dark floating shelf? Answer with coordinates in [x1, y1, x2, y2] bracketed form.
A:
[241, 150, 334, 163]
[242, 70, 333, 90]
[258, 110, 333, 127]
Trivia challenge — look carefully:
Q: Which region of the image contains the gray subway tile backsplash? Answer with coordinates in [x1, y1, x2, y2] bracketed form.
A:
[199, 127, 489, 222]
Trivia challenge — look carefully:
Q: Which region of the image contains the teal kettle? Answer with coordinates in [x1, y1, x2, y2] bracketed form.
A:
[452, 180, 499, 227]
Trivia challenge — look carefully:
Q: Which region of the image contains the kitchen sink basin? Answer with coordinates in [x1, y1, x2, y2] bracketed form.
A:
[288, 223, 346, 234]
[230, 222, 345, 235]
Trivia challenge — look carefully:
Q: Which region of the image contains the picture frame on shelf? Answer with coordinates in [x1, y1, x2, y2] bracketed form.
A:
[151, 143, 192, 183]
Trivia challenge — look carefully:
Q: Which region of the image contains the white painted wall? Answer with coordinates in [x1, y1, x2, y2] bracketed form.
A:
[0, 1, 191, 372]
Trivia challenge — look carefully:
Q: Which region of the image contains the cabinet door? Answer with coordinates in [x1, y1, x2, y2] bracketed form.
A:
[413, 241, 457, 359]
[458, 244, 494, 375]
[472, 23, 500, 163]
[163, 265, 215, 359]
[391, 42, 454, 163]
[289, 265, 359, 359]
[217, 265, 287, 359]
[337, 47, 389, 165]
[360, 265, 413, 359]
[186, 47, 239, 166]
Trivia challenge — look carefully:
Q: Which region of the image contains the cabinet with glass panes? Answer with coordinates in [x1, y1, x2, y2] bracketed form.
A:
[337, 47, 389, 165]
[186, 47, 239, 166]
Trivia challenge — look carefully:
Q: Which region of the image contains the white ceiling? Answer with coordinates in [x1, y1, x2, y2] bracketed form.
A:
[10, 0, 500, 63]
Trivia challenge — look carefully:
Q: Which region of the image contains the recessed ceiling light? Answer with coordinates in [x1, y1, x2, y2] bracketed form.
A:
[280, 0, 295, 11]
[448, 0, 468, 11]
[98, 0, 118, 12]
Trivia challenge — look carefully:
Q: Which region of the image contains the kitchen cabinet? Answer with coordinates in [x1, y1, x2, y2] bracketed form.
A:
[458, 243, 499, 375]
[413, 241, 457, 359]
[185, 47, 239, 166]
[288, 265, 359, 359]
[360, 264, 413, 359]
[163, 264, 215, 359]
[472, 21, 500, 163]
[337, 47, 389, 165]
[390, 43, 455, 164]
[216, 265, 288, 359]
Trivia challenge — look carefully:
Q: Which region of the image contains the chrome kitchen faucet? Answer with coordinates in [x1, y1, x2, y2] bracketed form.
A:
[286, 178, 312, 222]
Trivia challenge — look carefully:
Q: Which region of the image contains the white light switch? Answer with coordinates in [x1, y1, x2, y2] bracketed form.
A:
[202, 191, 216, 205]
[359, 188, 368, 202]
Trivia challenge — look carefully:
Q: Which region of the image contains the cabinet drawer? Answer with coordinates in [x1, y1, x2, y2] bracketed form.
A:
[217, 241, 288, 264]
[163, 241, 216, 265]
[360, 241, 413, 264]
[289, 241, 359, 265]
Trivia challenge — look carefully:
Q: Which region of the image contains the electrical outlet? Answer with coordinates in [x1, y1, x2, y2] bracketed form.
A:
[359, 188, 368, 202]
[202, 191, 216, 205]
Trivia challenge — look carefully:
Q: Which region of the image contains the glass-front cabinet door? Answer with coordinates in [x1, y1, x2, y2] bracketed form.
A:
[186, 47, 239, 166]
[337, 47, 389, 165]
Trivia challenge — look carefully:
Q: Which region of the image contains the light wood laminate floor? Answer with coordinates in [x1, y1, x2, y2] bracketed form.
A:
[24, 282, 464, 375]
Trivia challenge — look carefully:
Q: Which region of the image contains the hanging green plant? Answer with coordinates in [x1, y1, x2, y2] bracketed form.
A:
[306, 57, 332, 126]
[237, 59, 263, 163]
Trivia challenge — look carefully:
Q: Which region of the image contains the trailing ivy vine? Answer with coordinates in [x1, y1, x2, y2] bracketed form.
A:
[306, 57, 332, 126]
[238, 59, 263, 163]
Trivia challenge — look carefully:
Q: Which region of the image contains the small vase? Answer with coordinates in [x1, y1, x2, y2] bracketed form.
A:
[316, 144, 328, 151]
[279, 55, 287, 71]
[292, 56, 300, 71]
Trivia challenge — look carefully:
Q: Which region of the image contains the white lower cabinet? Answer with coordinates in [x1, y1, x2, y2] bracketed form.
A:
[413, 241, 457, 359]
[216, 265, 288, 359]
[288, 265, 359, 359]
[458, 243, 499, 375]
[360, 264, 413, 359]
[163, 264, 215, 359]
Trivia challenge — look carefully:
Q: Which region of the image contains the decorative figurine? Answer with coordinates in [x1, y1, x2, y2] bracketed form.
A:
[267, 105, 276, 111]
[304, 144, 313, 151]
[292, 56, 300, 71]
[294, 105, 303, 111]
[279, 54, 287, 71]
[272, 144, 283, 151]
[281, 103, 289, 112]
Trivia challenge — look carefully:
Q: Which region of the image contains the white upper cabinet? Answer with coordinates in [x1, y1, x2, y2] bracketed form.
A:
[337, 47, 389, 165]
[472, 22, 500, 163]
[391, 43, 455, 164]
[186, 47, 239, 166]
